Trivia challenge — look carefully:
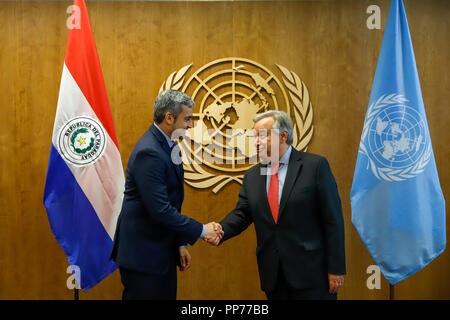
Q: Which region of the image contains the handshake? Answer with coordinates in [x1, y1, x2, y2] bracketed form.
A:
[202, 222, 224, 246]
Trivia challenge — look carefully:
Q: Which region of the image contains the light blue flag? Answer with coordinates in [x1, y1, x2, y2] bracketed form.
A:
[351, 0, 445, 285]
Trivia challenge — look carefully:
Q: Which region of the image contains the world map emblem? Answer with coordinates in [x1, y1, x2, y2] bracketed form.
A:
[359, 94, 432, 182]
[160, 57, 314, 193]
[57, 116, 107, 167]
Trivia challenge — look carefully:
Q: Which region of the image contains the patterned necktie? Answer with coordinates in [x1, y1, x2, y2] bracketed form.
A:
[268, 163, 281, 223]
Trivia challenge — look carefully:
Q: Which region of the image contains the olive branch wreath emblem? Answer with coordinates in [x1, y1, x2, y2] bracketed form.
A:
[359, 93, 432, 182]
[70, 128, 95, 154]
[159, 61, 314, 193]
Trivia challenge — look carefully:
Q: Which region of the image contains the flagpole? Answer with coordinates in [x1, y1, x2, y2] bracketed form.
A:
[389, 284, 394, 300]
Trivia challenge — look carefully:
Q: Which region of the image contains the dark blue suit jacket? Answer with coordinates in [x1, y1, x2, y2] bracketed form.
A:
[110, 124, 203, 275]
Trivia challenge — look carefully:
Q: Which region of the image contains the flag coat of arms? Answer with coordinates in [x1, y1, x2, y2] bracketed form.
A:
[351, 0, 445, 285]
[44, 0, 124, 291]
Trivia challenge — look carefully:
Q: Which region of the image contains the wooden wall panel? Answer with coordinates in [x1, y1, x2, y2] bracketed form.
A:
[386, 0, 450, 300]
[0, 0, 448, 300]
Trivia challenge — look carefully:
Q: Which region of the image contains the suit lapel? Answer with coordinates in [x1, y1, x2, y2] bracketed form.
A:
[278, 149, 303, 220]
[149, 124, 171, 154]
[255, 163, 274, 223]
[172, 144, 184, 184]
[255, 151, 304, 225]
[149, 124, 184, 184]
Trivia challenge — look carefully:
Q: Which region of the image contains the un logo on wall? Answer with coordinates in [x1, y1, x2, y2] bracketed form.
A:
[160, 58, 314, 193]
[359, 94, 432, 181]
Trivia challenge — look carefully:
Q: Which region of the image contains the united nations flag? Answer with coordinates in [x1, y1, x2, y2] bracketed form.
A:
[351, 0, 445, 285]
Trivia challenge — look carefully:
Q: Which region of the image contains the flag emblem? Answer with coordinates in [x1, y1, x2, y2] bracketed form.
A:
[359, 94, 431, 182]
[57, 116, 107, 167]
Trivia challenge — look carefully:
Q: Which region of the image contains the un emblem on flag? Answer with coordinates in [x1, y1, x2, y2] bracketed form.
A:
[359, 94, 432, 182]
[57, 116, 107, 167]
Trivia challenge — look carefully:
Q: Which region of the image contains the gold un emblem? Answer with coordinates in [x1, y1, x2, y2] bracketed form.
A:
[160, 57, 314, 193]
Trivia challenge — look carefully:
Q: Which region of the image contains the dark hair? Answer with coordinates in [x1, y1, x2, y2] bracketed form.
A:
[153, 90, 194, 124]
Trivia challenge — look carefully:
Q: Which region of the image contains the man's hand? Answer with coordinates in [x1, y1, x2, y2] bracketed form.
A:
[204, 236, 221, 246]
[179, 247, 191, 271]
[203, 222, 224, 245]
[328, 274, 344, 294]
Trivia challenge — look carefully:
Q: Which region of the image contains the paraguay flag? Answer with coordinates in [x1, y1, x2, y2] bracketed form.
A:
[44, 0, 124, 291]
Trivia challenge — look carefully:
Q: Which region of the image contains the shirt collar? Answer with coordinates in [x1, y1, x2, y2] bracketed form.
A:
[267, 145, 292, 168]
[279, 145, 292, 165]
[154, 123, 175, 148]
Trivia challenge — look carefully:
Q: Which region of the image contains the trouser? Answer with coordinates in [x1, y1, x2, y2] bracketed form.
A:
[119, 267, 177, 300]
[265, 264, 337, 300]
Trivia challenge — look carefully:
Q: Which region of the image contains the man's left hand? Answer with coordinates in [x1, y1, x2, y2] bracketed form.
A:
[328, 273, 344, 294]
[179, 247, 191, 271]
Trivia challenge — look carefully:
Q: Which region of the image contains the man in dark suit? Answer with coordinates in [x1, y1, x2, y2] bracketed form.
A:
[207, 110, 346, 300]
[110, 90, 223, 300]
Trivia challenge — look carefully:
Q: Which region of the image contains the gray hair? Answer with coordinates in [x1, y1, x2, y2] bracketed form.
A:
[253, 110, 294, 145]
[153, 90, 194, 124]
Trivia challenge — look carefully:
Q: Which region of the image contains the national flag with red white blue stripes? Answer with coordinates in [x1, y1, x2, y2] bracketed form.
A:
[44, 0, 124, 291]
